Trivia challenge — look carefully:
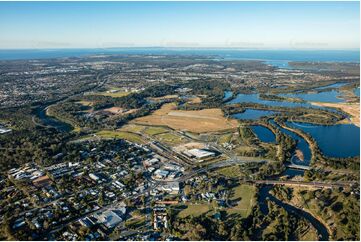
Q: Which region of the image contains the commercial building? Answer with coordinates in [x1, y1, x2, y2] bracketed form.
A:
[185, 148, 215, 159]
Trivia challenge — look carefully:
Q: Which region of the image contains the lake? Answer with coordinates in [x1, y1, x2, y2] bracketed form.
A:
[251, 125, 276, 143]
[286, 122, 360, 158]
[280, 90, 344, 103]
[227, 93, 345, 113]
[231, 109, 276, 120]
[227, 93, 313, 108]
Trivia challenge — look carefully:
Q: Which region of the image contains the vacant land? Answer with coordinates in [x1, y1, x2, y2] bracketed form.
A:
[119, 124, 146, 133]
[177, 204, 212, 218]
[311, 102, 360, 126]
[144, 126, 169, 136]
[132, 103, 239, 133]
[216, 165, 243, 178]
[227, 184, 256, 217]
[148, 94, 179, 101]
[78, 130, 145, 144]
[93, 88, 132, 97]
[154, 132, 186, 145]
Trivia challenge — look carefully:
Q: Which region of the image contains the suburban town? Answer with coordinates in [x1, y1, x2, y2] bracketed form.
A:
[0, 1, 360, 241]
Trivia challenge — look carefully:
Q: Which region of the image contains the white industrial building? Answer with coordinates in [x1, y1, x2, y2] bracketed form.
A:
[185, 148, 215, 159]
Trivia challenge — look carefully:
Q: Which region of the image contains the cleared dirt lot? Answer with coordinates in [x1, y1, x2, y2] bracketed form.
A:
[132, 103, 239, 133]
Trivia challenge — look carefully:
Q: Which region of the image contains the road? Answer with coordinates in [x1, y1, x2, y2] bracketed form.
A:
[251, 179, 356, 188]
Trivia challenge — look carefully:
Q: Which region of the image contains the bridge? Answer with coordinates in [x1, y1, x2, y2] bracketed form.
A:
[285, 163, 311, 170]
[250, 180, 356, 189]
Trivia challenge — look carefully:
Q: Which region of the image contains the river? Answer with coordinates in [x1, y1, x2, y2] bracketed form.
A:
[258, 184, 329, 241]
[33, 105, 73, 132]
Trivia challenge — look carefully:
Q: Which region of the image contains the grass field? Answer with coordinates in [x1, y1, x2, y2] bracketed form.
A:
[227, 184, 256, 217]
[154, 132, 185, 145]
[119, 124, 146, 133]
[216, 165, 242, 178]
[94, 130, 145, 144]
[132, 103, 238, 133]
[217, 133, 233, 144]
[76, 100, 93, 106]
[144, 126, 169, 136]
[177, 204, 212, 218]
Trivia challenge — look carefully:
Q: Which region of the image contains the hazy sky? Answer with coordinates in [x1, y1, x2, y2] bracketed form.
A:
[0, 1, 359, 49]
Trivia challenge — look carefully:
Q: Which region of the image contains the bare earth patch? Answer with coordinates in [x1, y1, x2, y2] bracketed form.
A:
[311, 102, 360, 127]
[295, 149, 304, 161]
[101, 107, 138, 115]
[148, 94, 179, 101]
[132, 103, 238, 133]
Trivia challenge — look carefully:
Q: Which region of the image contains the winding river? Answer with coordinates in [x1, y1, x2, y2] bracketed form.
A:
[33, 105, 73, 132]
[258, 184, 329, 241]
[228, 95, 356, 239]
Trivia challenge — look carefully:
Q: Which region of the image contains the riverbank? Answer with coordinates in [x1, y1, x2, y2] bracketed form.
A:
[276, 120, 317, 163]
[311, 101, 360, 127]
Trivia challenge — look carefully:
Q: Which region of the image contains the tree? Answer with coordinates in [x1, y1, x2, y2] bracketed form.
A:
[184, 185, 191, 196]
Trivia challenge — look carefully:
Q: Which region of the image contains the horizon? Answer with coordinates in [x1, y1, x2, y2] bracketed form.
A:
[0, 1, 359, 49]
[0, 47, 360, 51]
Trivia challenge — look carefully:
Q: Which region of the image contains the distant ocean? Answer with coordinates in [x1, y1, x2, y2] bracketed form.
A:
[0, 48, 359, 63]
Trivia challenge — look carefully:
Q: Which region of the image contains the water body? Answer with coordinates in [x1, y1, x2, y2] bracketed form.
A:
[0, 48, 359, 63]
[270, 120, 311, 165]
[223, 91, 233, 100]
[34, 106, 73, 132]
[227, 93, 344, 115]
[264, 60, 291, 69]
[280, 90, 344, 103]
[231, 109, 276, 120]
[251, 125, 276, 143]
[228, 93, 312, 108]
[354, 87, 360, 97]
[287, 122, 360, 158]
[281, 168, 305, 177]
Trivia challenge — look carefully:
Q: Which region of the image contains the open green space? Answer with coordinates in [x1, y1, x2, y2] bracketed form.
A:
[227, 184, 256, 217]
[96, 130, 145, 144]
[144, 126, 169, 136]
[177, 204, 212, 218]
[77, 130, 145, 144]
[154, 132, 185, 145]
[216, 165, 243, 178]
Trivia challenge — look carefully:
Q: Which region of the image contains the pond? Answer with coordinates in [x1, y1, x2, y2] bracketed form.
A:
[250, 125, 276, 143]
[286, 122, 360, 158]
[231, 109, 276, 120]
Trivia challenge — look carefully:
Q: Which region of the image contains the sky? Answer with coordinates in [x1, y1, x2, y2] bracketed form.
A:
[0, 1, 359, 49]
